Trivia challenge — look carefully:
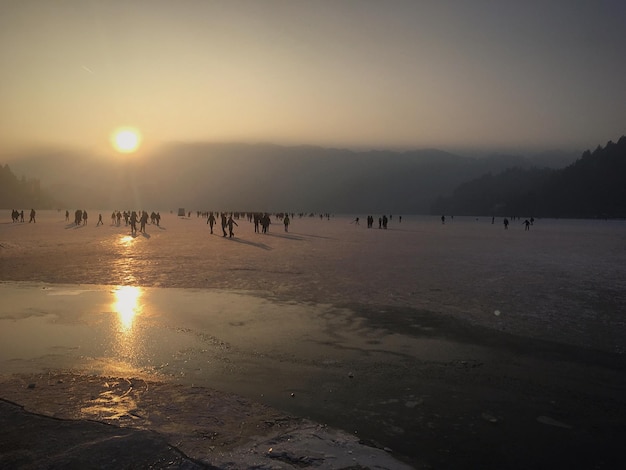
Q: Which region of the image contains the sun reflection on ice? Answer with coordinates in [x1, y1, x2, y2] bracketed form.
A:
[113, 286, 142, 331]
[116, 235, 137, 284]
[119, 235, 134, 246]
[110, 286, 145, 363]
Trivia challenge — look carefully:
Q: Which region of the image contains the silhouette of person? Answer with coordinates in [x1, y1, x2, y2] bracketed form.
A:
[29, 209, 36, 223]
[262, 213, 271, 233]
[130, 211, 138, 235]
[65, 210, 69, 222]
[207, 212, 216, 234]
[227, 215, 238, 238]
[140, 211, 148, 233]
[82, 210, 88, 225]
[284, 214, 290, 232]
[523, 219, 530, 231]
[96, 213, 103, 226]
[221, 213, 228, 237]
[503, 218, 509, 230]
[441, 215, 445, 224]
[353, 217, 359, 225]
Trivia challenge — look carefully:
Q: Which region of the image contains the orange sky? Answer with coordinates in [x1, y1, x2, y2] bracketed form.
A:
[1, 0, 625, 155]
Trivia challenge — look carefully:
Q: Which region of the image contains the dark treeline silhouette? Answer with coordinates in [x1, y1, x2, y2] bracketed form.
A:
[4, 143, 578, 214]
[431, 136, 626, 218]
[0, 164, 56, 209]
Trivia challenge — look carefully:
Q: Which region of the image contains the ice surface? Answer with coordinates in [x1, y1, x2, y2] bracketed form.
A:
[2, 211, 625, 353]
[2, 210, 626, 468]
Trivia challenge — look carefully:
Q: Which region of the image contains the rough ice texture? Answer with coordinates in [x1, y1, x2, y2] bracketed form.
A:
[2, 211, 626, 469]
[2, 211, 625, 352]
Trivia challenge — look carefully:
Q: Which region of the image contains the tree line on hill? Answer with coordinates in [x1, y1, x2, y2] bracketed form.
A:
[430, 136, 626, 218]
[3, 136, 624, 218]
[2, 143, 577, 214]
[0, 164, 56, 210]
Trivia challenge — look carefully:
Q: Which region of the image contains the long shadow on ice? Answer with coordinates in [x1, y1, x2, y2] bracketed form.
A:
[226, 237, 272, 250]
[290, 232, 336, 240]
[264, 232, 304, 241]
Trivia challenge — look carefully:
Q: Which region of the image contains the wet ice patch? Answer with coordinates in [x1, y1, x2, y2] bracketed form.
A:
[47, 289, 92, 296]
[536, 415, 572, 429]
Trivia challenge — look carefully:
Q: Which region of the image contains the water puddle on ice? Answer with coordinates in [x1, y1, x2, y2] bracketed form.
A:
[0, 280, 486, 405]
[0, 282, 478, 379]
[0, 281, 490, 465]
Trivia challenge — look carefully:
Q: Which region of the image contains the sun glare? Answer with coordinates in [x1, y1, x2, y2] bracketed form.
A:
[111, 128, 141, 153]
[112, 286, 143, 331]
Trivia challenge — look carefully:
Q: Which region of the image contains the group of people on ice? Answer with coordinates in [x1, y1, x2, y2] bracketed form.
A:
[10, 209, 36, 223]
[204, 211, 291, 237]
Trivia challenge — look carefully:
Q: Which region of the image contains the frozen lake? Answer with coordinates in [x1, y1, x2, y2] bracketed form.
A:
[1, 211, 626, 468]
[2, 211, 625, 352]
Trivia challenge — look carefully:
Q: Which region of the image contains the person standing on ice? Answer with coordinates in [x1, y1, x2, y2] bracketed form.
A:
[227, 215, 238, 238]
[221, 213, 228, 237]
[130, 211, 138, 235]
[260, 213, 270, 233]
[503, 218, 509, 230]
[283, 214, 290, 232]
[139, 211, 148, 233]
[207, 212, 216, 234]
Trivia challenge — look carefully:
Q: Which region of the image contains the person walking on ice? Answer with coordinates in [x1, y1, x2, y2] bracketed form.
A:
[284, 214, 290, 232]
[96, 213, 103, 226]
[207, 212, 216, 234]
[227, 215, 238, 238]
[221, 213, 228, 237]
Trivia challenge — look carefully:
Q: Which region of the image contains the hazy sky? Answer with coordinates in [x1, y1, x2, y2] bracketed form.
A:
[1, 0, 625, 155]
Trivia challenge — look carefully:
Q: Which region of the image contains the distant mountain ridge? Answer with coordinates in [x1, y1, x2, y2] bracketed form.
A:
[431, 136, 626, 218]
[3, 143, 580, 213]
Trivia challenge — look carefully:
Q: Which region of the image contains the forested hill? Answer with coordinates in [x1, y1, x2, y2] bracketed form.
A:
[4, 144, 578, 214]
[431, 136, 626, 218]
[0, 164, 56, 209]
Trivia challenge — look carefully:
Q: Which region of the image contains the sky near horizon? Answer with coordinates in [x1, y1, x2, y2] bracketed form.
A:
[1, 0, 625, 156]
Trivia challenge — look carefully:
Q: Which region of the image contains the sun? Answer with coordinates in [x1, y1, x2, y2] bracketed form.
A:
[111, 127, 142, 153]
